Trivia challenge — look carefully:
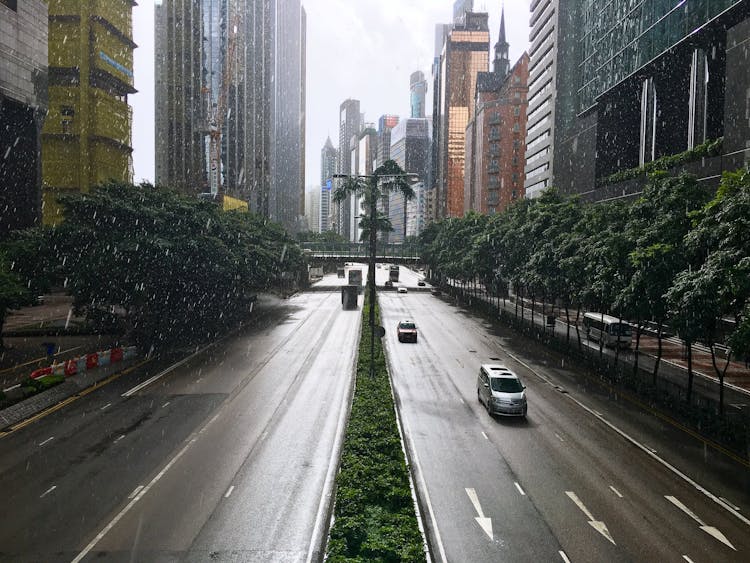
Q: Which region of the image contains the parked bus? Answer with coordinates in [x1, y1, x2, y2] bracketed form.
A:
[582, 312, 632, 348]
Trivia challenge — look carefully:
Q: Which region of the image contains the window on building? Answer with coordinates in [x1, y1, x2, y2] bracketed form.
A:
[514, 107, 520, 116]
[61, 106, 75, 134]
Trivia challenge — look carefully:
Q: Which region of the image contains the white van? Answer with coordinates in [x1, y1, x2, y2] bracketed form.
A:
[477, 364, 527, 418]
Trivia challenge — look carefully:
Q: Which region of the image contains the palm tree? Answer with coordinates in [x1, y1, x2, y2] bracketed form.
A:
[333, 159, 416, 376]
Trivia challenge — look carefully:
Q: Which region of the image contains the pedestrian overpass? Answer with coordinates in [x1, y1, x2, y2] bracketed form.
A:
[300, 242, 422, 265]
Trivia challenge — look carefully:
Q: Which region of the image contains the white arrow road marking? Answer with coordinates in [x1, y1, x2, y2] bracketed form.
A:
[566, 491, 616, 545]
[609, 486, 623, 498]
[466, 488, 493, 540]
[665, 496, 736, 551]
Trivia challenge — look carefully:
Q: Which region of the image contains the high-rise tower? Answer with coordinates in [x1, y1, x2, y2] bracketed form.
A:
[320, 136, 336, 232]
[42, 0, 136, 225]
[410, 71, 427, 119]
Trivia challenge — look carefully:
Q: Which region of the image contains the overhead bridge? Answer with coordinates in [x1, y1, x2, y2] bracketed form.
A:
[300, 242, 422, 265]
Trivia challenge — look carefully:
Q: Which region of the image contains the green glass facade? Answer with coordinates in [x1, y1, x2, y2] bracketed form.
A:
[578, 0, 743, 111]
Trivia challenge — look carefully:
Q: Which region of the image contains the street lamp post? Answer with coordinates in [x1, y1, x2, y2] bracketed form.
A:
[333, 161, 418, 378]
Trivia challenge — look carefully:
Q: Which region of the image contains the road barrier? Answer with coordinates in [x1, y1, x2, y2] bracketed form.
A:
[28, 346, 137, 381]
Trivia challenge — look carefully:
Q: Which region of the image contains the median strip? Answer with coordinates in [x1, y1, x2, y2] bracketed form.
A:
[326, 291, 426, 562]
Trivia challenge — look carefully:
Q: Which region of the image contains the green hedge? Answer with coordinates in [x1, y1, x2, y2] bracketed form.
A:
[327, 290, 426, 562]
[598, 137, 723, 187]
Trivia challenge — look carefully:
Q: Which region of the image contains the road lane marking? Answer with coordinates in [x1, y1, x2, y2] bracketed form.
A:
[481, 431, 489, 440]
[682, 556, 696, 563]
[127, 486, 144, 499]
[504, 351, 750, 529]
[40, 485, 56, 498]
[162, 401, 170, 408]
[224, 485, 235, 498]
[113, 435, 125, 443]
[466, 488, 493, 540]
[566, 491, 616, 545]
[71, 437, 197, 563]
[609, 486, 623, 498]
[460, 397, 465, 404]
[665, 495, 736, 550]
[644, 445, 657, 454]
[100, 403, 111, 410]
[559, 551, 572, 563]
[38, 437, 54, 446]
[554, 432, 565, 442]
[123, 345, 208, 397]
[260, 431, 268, 441]
[720, 497, 741, 511]
[514, 482, 526, 496]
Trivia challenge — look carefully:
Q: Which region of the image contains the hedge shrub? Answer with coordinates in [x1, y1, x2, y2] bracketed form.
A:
[327, 291, 426, 562]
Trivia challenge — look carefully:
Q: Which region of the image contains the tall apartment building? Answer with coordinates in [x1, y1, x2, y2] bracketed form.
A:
[553, 0, 750, 201]
[304, 187, 319, 233]
[42, 0, 136, 225]
[155, 0, 305, 233]
[320, 136, 336, 232]
[523, 0, 559, 200]
[389, 118, 430, 241]
[410, 71, 427, 118]
[377, 114, 399, 166]
[465, 10, 529, 214]
[335, 98, 361, 239]
[432, 11, 490, 218]
[0, 0, 47, 234]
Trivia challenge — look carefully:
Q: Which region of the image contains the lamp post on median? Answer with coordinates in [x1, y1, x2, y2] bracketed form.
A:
[333, 160, 418, 378]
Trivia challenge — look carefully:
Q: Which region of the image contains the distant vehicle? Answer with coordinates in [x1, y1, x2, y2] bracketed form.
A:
[389, 265, 399, 282]
[341, 286, 359, 310]
[431, 288, 441, 296]
[384, 280, 393, 287]
[477, 364, 527, 418]
[397, 286, 407, 294]
[337, 267, 345, 278]
[348, 269, 362, 286]
[397, 320, 418, 343]
[582, 312, 632, 348]
[417, 280, 426, 287]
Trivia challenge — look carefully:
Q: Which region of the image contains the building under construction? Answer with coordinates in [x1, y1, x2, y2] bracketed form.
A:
[41, 0, 137, 225]
[155, 0, 306, 232]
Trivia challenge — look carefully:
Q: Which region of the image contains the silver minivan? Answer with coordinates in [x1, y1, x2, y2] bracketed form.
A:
[477, 364, 527, 418]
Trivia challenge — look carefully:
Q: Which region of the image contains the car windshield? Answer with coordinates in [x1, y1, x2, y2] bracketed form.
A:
[400, 323, 416, 330]
[491, 377, 523, 393]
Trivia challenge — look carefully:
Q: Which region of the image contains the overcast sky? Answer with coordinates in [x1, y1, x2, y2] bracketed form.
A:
[130, 0, 532, 188]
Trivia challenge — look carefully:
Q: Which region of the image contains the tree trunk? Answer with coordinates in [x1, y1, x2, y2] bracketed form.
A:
[565, 304, 571, 346]
[633, 318, 642, 378]
[653, 320, 663, 387]
[575, 306, 582, 351]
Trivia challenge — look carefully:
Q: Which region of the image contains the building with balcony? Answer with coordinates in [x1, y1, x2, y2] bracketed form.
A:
[465, 9, 529, 214]
[523, 0, 559, 200]
[42, 0, 136, 225]
[0, 0, 48, 234]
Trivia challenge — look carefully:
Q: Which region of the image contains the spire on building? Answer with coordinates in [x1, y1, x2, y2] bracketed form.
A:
[493, 4, 510, 76]
[324, 136, 334, 150]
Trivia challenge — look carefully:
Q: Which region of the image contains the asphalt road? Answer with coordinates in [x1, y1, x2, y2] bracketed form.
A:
[0, 292, 359, 562]
[381, 291, 750, 562]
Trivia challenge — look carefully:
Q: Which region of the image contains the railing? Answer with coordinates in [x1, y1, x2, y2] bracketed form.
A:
[300, 242, 421, 260]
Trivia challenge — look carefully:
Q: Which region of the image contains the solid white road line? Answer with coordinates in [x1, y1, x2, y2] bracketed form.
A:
[514, 482, 526, 496]
[224, 485, 235, 498]
[720, 497, 741, 511]
[609, 486, 623, 498]
[71, 437, 197, 563]
[122, 343, 210, 397]
[505, 351, 750, 529]
[559, 551, 572, 563]
[38, 437, 54, 446]
[127, 486, 144, 499]
[40, 485, 56, 498]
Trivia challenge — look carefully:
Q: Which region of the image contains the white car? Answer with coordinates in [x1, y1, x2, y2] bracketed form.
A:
[397, 286, 407, 294]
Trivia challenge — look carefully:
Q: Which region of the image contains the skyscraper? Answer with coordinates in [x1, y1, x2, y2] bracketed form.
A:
[432, 11, 490, 218]
[452, 0, 474, 24]
[320, 136, 336, 232]
[389, 118, 430, 241]
[0, 0, 47, 234]
[465, 9, 529, 215]
[42, 0, 136, 225]
[155, 0, 305, 233]
[335, 98, 361, 239]
[377, 114, 399, 166]
[552, 0, 749, 201]
[523, 0, 559, 200]
[410, 71, 427, 119]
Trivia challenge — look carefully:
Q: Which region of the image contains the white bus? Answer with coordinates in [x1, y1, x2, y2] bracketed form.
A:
[582, 312, 632, 348]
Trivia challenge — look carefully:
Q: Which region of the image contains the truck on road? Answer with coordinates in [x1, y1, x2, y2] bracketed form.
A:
[389, 265, 399, 283]
[348, 268, 363, 286]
